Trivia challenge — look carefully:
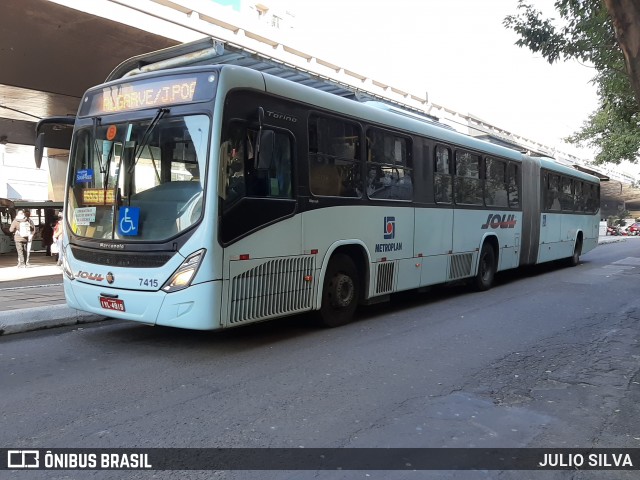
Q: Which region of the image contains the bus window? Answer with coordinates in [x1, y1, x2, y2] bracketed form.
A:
[434, 145, 452, 204]
[574, 181, 585, 212]
[454, 150, 482, 205]
[507, 163, 520, 208]
[485, 157, 508, 207]
[366, 128, 412, 201]
[585, 183, 599, 213]
[220, 122, 293, 209]
[308, 115, 361, 197]
[546, 174, 561, 211]
[561, 177, 574, 211]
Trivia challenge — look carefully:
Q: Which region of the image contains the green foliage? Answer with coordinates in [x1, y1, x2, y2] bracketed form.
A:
[607, 210, 629, 227]
[504, 0, 640, 165]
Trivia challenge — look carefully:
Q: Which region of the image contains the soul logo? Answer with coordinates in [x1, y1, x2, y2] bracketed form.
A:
[481, 213, 517, 229]
[76, 271, 105, 282]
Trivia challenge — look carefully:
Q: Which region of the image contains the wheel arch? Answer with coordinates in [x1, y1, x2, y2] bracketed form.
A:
[568, 229, 584, 266]
[476, 233, 499, 274]
[315, 240, 371, 310]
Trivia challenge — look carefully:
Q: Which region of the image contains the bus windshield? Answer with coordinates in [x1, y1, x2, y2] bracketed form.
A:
[67, 113, 209, 242]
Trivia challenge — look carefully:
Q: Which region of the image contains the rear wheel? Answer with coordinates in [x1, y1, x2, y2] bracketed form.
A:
[568, 239, 582, 267]
[473, 243, 496, 291]
[317, 254, 360, 327]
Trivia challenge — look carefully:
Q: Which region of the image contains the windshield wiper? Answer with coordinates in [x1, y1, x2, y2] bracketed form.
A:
[91, 117, 106, 173]
[128, 108, 169, 173]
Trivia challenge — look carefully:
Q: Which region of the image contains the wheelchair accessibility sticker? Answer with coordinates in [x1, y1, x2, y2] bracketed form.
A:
[118, 207, 140, 236]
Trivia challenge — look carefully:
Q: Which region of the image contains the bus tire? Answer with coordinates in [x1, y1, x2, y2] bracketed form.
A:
[474, 243, 496, 291]
[317, 253, 360, 327]
[568, 239, 582, 267]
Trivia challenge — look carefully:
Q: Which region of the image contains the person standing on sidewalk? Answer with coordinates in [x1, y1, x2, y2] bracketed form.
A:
[41, 219, 54, 256]
[52, 213, 64, 266]
[24, 210, 35, 265]
[9, 210, 35, 268]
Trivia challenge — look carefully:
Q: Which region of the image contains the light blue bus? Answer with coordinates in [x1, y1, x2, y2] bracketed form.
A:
[49, 63, 600, 330]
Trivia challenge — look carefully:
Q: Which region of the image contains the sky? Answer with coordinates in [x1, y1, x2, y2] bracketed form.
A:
[277, 0, 600, 159]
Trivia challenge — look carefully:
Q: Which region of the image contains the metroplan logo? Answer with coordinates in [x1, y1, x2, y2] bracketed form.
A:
[384, 216, 395, 239]
[376, 216, 402, 253]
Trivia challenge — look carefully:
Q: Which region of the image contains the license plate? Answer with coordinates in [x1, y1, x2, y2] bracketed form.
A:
[99, 297, 125, 312]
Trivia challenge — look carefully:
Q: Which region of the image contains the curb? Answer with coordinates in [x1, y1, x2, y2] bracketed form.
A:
[0, 304, 106, 336]
[598, 237, 627, 244]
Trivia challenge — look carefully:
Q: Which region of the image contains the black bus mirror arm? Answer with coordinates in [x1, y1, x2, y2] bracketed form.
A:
[34, 116, 76, 169]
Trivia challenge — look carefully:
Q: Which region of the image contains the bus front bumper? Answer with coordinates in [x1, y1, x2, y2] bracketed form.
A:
[64, 279, 222, 330]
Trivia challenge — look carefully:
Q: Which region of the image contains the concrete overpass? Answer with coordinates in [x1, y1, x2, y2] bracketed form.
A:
[1, 0, 639, 211]
[0, 0, 185, 156]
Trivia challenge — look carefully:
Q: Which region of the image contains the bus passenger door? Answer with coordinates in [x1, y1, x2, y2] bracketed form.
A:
[219, 124, 306, 327]
[416, 144, 454, 286]
[415, 206, 454, 287]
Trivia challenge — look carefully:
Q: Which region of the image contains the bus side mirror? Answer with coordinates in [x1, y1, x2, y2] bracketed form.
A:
[256, 130, 274, 170]
[34, 132, 45, 169]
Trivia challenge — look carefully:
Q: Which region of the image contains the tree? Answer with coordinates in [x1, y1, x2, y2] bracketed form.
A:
[504, 0, 640, 165]
[603, 0, 640, 107]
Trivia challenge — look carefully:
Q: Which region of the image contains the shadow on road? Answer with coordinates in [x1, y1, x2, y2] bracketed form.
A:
[65, 256, 591, 356]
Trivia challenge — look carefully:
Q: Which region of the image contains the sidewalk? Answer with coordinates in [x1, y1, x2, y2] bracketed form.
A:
[0, 252, 63, 283]
[0, 252, 105, 336]
[0, 235, 631, 336]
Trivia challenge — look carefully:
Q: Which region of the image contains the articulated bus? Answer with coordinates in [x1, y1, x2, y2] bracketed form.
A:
[51, 64, 599, 330]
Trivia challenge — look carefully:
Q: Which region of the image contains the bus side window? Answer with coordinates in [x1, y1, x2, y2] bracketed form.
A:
[434, 145, 452, 204]
[240, 129, 292, 199]
[308, 115, 361, 198]
[267, 131, 293, 198]
[366, 129, 412, 201]
[561, 177, 574, 211]
[574, 181, 585, 212]
[547, 174, 561, 211]
[507, 163, 520, 208]
[585, 183, 599, 213]
[485, 157, 508, 207]
[454, 150, 482, 205]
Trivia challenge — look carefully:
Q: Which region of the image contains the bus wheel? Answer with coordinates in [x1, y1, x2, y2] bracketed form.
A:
[568, 239, 582, 267]
[474, 243, 496, 291]
[318, 254, 360, 327]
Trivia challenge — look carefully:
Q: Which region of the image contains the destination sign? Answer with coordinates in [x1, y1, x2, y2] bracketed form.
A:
[100, 79, 196, 113]
[80, 72, 216, 117]
[82, 188, 115, 205]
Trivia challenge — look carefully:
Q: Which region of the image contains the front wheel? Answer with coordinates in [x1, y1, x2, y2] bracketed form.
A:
[317, 254, 360, 327]
[473, 243, 496, 291]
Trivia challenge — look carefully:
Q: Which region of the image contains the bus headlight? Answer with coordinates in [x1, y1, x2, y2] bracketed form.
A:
[162, 249, 205, 293]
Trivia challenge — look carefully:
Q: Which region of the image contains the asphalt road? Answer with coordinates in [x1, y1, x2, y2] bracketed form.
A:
[2, 240, 640, 480]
